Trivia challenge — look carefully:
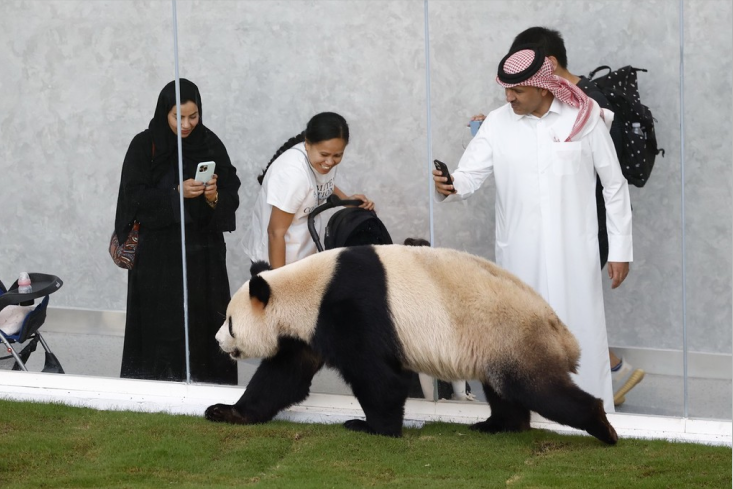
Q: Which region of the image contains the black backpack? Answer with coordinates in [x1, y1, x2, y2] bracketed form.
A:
[324, 207, 392, 250]
[588, 65, 665, 188]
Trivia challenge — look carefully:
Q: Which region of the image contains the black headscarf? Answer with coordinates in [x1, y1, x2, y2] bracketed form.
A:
[115, 79, 240, 242]
[149, 78, 211, 182]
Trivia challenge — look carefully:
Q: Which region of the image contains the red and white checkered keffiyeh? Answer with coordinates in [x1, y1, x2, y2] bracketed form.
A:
[496, 48, 592, 142]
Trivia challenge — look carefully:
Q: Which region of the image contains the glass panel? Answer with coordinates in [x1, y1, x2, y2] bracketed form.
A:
[177, 0, 430, 396]
[683, 0, 732, 420]
[428, 0, 684, 416]
[10, 0, 724, 425]
[0, 1, 183, 381]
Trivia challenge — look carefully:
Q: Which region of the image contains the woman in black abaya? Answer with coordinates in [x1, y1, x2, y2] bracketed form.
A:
[115, 79, 239, 384]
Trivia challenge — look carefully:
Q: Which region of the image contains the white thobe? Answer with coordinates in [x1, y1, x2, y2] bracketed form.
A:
[438, 98, 633, 412]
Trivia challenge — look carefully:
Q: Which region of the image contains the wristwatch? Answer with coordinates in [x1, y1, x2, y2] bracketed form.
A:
[207, 192, 219, 208]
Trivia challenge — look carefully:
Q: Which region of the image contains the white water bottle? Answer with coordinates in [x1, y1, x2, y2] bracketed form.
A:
[631, 122, 644, 136]
[17, 272, 32, 294]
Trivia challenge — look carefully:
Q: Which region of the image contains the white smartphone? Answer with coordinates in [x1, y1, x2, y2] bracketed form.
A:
[195, 161, 216, 184]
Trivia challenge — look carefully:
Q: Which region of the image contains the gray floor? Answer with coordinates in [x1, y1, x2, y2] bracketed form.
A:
[2, 331, 730, 422]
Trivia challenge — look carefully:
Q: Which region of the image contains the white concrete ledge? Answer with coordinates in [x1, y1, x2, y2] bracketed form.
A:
[45, 307, 126, 337]
[1, 371, 729, 446]
[612, 346, 732, 380]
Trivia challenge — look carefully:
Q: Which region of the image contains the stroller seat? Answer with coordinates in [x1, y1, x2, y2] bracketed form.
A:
[0, 273, 65, 373]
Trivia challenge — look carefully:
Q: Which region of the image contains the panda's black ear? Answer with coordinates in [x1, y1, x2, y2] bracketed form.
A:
[249, 275, 271, 308]
[250, 260, 272, 277]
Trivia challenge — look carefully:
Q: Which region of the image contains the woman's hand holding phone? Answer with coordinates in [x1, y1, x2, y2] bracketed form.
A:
[179, 174, 217, 199]
[203, 174, 218, 205]
[179, 178, 204, 198]
[177, 161, 219, 200]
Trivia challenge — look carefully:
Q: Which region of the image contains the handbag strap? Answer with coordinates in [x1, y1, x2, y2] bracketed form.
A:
[131, 141, 156, 227]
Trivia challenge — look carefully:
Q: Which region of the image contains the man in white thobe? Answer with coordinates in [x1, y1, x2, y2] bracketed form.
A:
[434, 47, 632, 412]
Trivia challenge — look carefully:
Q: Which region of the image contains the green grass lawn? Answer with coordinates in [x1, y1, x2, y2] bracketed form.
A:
[0, 400, 730, 488]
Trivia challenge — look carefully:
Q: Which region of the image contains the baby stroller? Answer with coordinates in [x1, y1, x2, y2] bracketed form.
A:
[307, 194, 392, 252]
[0, 273, 65, 373]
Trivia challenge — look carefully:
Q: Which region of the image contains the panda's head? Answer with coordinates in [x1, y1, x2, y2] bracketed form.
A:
[215, 261, 280, 360]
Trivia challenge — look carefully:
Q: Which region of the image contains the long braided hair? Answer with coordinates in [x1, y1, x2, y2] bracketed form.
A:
[257, 112, 350, 185]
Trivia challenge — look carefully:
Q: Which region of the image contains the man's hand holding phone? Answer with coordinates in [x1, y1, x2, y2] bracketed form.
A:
[433, 159, 456, 196]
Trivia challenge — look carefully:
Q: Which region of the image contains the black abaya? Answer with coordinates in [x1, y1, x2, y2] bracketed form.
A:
[115, 79, 239, 384]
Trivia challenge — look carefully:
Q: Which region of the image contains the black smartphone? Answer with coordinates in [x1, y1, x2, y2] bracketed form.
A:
[433, 159, 455, 193]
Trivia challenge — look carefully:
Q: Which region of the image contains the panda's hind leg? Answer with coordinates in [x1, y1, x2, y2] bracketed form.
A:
[524, 376, 618, 445]
[470, 382, 531, 434]
[496, 370, 618, 445]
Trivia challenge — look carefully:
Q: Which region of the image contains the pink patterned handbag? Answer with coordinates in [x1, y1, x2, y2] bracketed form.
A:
[110, 141, 153, 270]
[109, 222, 140, 270]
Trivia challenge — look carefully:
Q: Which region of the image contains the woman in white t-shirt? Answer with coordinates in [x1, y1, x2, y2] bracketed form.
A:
[244, 112, 374, 268]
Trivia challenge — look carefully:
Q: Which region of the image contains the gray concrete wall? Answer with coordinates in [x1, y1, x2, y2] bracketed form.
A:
[0, 1, 729, 391]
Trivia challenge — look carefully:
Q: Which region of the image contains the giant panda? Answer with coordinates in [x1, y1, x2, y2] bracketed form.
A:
[205, 245, 617, 445]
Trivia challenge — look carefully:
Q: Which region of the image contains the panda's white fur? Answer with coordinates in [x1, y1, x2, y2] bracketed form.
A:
[207, 244, 616, 445]
[216, 252, 335, 359]
[374, 245, 578, 385]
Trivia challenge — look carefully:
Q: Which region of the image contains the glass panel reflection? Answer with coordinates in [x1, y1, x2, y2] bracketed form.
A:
[0, 1, 181, 380]
[175, 0, 429, 396]
[6, 0, 728, 426]
[682, 0, 732, 420]
[428, 0, 684, 416]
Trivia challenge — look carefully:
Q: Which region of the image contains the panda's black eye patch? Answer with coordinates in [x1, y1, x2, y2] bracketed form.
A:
[228, 316, 234, 338]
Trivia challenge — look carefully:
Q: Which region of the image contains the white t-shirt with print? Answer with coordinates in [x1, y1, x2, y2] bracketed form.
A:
[243, 142, 337, 264]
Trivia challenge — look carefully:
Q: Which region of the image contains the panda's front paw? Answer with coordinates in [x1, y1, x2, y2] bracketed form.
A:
[205, 403, 248, 424]
[343, 419, 375, 434]
[343, 419, 402, 437]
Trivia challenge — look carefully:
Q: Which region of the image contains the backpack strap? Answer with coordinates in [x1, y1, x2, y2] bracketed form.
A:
[590, 65, 649, 80]
[588, 65, 611, 80]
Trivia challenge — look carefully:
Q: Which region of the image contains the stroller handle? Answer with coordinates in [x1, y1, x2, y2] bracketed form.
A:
[307, 194, 365, 252]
